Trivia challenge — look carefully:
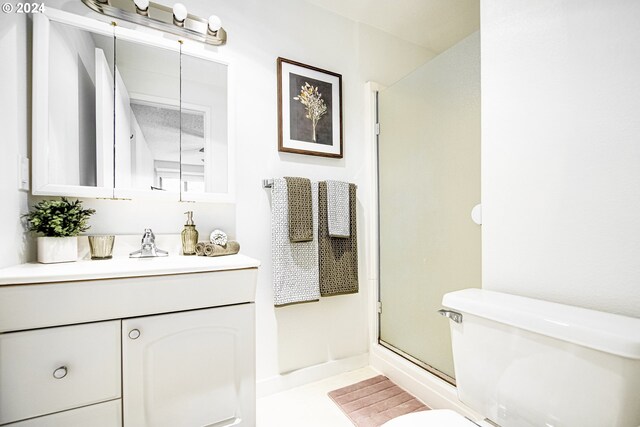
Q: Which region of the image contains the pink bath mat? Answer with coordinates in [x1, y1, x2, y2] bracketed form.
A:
[328, 375, 429, 427]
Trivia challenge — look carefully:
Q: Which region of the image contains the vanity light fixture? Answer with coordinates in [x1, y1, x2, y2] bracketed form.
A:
[81, 0, 227, 46]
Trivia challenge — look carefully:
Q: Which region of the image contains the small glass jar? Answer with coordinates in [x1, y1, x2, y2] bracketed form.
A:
[88, 235, 115, 260]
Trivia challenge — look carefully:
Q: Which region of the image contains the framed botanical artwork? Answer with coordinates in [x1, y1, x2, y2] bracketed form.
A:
[277, 57, 343, 158]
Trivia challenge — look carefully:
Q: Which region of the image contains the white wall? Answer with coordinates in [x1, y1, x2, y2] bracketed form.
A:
[204, 0, 431, 387]
[482, 0, 640, 317]
[2, 0, 432, 388]
[0, 14, 31, 268]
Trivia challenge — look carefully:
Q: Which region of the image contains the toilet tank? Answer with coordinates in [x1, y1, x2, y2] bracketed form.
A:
[442, 289, 640, 427]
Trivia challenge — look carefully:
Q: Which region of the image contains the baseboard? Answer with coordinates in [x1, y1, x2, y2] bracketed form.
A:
[256, 353, 369, 398]
[370, 344, 483, 421]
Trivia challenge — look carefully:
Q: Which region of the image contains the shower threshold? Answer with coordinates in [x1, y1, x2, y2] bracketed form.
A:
[378, 340, 456, 386]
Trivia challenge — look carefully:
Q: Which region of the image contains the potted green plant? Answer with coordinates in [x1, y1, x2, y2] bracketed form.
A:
[24, 198, 96, 264]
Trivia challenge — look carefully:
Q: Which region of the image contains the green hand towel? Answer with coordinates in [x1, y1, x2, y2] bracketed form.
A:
[285, 177, 314, 243]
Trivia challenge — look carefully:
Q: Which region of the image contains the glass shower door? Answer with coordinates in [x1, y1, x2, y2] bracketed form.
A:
[377, 33, 481, 382]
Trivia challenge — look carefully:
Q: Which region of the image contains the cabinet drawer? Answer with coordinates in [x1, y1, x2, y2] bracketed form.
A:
[5, 400, 122, 427]
[0, 321, 121, 424]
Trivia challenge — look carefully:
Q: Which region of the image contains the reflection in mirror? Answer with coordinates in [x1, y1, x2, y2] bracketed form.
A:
[47, 20, 114, 189]
[114, 37, 180, 197]
[180, 53, 228, 196]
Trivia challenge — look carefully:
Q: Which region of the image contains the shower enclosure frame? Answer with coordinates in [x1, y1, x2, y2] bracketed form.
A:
[364, 82, 476, 418]
[373, 84, 455, 386]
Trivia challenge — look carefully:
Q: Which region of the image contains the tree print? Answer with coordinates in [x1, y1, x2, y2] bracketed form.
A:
[293, 82, 328, 142]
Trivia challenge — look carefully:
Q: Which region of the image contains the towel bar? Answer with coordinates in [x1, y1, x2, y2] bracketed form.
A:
[262, 179, 357, 189]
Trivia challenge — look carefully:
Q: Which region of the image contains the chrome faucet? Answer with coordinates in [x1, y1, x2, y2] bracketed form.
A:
[129, 228, 168, 258]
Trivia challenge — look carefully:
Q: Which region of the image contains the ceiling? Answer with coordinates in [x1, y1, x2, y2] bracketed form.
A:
[305, 0, 479, 54]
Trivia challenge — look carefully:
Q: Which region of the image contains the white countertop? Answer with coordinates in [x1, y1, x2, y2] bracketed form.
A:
[0, 254, 261, 285]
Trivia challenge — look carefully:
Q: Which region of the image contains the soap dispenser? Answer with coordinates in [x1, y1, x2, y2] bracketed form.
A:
[181, 211, 199, 255]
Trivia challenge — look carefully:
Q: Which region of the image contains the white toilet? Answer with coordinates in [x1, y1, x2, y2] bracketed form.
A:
[383, 288, 640, 427]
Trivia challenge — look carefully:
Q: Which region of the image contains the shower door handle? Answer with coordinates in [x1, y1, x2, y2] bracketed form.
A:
[438, 309, 463, 323]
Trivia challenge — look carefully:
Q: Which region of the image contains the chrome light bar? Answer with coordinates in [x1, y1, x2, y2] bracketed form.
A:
[81, 0, 227, 46]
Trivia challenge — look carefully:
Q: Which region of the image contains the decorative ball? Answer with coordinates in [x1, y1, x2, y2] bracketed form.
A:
[210, 229, 228, 246]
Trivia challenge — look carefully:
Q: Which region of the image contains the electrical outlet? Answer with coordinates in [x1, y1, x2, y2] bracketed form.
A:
[18, 156, 29, 191]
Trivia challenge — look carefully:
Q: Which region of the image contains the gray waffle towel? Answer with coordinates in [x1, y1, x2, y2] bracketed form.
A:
[271, 178, 320, 306]
[319, 182, 358, 296]
[326, 180, 350, 238]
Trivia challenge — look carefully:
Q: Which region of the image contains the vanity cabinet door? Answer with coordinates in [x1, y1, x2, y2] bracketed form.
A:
[122, 304, 255, 427]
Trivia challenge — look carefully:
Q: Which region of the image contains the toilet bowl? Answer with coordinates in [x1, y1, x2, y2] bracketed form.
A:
[382, 409, 477, 426]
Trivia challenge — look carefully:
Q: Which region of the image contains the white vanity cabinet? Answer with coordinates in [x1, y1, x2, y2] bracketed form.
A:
[0, 255, 259, 427]
[123, 304, 255, 427]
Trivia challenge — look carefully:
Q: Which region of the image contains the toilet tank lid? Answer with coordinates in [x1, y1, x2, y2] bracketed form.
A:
[442, 289, 640, 360]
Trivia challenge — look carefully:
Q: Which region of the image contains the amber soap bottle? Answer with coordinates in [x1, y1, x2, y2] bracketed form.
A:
[181, 211, 199, 255]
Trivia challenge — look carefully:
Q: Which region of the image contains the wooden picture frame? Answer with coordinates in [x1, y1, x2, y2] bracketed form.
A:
[277, 57, 343, 158]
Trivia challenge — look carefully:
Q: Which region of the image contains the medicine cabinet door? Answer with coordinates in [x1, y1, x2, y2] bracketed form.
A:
[32, 12, 115, 198]
[113, 27, 181, 200]
[179, 43, 233, 203]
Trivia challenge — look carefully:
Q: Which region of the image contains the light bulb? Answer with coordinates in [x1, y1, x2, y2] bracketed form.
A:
[134, 0, 149, 11]
[207, 15, 222, 32]
[172, 3, 187, 22]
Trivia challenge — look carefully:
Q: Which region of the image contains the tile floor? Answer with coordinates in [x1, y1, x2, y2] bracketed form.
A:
[257, 366, 380, 427]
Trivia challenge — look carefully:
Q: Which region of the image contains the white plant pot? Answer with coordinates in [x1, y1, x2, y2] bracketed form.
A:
[37, 236, 78, 264]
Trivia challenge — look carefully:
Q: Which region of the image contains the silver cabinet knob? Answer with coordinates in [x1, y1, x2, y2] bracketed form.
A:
[53, 366, 68, 379]
[129, 329, 141, 340]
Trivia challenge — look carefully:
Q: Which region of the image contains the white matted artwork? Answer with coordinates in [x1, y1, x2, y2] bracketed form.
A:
[277, 57, 343, 158]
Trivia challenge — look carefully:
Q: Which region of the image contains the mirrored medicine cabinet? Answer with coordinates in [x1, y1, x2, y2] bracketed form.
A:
[32, 9, 233, 203]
